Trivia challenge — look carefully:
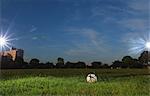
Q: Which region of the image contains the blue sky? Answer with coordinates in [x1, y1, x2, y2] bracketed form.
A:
[0, 0, 149, 64]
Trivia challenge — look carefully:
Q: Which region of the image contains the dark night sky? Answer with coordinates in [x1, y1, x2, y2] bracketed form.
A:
[0, 0, 149, 64]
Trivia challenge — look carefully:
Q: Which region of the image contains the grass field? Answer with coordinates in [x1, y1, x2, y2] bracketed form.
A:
[0, 69, 150, 96]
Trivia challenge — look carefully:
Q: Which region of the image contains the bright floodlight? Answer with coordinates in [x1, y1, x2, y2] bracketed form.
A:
[0, 32, 13, 51]
[146, 42, 150, 49]
[0, 37, 6, 46]
[127, 32, 150, 54]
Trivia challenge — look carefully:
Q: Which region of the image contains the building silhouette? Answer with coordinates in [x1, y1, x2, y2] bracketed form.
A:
[0, 47, 24, 61]
[0, 47, 24, 68]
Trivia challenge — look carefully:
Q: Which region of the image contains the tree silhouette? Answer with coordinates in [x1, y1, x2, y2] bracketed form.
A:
[1, 50, 149, 69]
[111, 60, 123, 68]
[91, 62, 102, 68]
[122, 56, 133, 68]
[45, 62, 54, 68]
[102, 64, 109, 68]
[76, 61, 86, 68]
[138, 51, 149, 65]
[65, 61, 74, 68]
[29, 58, 40, 68]
[65, 61, 86, 68]
[56, 57, 64, 68]
[131, 59, 143, 68]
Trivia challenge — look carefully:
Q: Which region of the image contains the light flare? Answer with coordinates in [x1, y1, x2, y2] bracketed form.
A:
[145, 42, 150, 49]
[0, 37, 6, 46]
[128, 32, 150, 54]
[0, 32, 14, 51]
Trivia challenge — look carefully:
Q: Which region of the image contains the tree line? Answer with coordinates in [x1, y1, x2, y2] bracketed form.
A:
[0, 51, 149, 69]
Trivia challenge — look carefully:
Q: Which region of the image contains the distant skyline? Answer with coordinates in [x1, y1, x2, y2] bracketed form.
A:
[0, 0, 149, 64]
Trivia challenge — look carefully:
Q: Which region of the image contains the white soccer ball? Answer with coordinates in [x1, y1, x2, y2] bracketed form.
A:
[86, 73, 97, 83]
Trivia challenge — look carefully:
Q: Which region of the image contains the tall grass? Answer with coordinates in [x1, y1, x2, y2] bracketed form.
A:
[0, 69, 150, 96]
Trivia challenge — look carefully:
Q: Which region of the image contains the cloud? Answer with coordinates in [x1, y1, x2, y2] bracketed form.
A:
[66, 28, 104, 46]
[122, 31, 150, 56]
[91, 5, 135, 17]
[30, 25, 37, 32]
[65, 28, 109, 57]
[31, 35, 48, 40]
[128, 0, 149, 12]
[66, 45, 97, 56]
[118, 0, 149, 42]
[108, 1, 149, 38]
[0, 18, 9, 24]
[91, 0, 149, 22]
[32, 36, 38, 40]
[118, 19, 148, 31]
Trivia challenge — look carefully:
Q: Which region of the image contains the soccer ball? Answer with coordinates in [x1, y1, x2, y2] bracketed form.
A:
[86, 73, 97, 83]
